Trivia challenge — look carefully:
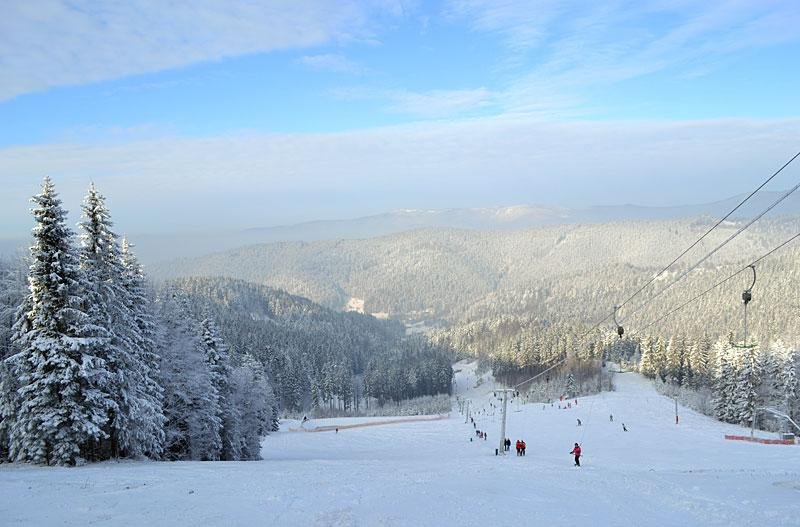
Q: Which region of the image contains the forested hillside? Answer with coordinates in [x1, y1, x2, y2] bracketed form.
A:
[151, 217, 800, 339]
[164, 277, 454, 413]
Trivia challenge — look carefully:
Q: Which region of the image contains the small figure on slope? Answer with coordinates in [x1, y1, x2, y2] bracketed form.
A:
[609, 414, 613, 422]
[520, 440, 526, 456]
[577, 418, 582, 426]
[622, 423, 628, 432]
[570, 443, 582, 467]
[515, 440, 522, 456]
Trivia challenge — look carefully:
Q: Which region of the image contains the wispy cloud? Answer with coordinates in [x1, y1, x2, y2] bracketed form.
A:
[385, 88, 493, 117]
[332, 86, 496, 118]
[0, 1, 394, 101]
[446, 0, 800, 113]
[299, 53, 367, 74]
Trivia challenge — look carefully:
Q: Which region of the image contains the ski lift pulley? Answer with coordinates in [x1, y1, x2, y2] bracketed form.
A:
[742, 265, 756, 305]
[613, 305, 624, 338]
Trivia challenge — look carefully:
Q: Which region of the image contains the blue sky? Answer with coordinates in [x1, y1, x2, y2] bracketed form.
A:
[1, 0, 799, 237]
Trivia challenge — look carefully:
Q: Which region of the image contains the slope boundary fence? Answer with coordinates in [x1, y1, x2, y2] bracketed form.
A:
[724, 434, 795, 445]
[288, 414, 451, 433]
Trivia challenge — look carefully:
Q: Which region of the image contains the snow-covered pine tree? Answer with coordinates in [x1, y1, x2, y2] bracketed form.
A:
[79, 184, 141, 458]
[0, 261, 25, 359]
[157, 291, 221, 461]
[230, 355, 276, 460]
[639, 337, 656, 378]
[776, 343, 798, 428]
[654, 337, 668, 382]
[687, 336, 711, 388]
[201, 316, 241, 461]
[713, 340, 736, 423]
[732, 346, 762, 426]
[5, 177, 114, 465]
[665, 336, 686, 385]
[0, 261, 25, 461]
[565, 372, 576, 398]
[758, 345, 781, 412]
[120, 238, 165, 458]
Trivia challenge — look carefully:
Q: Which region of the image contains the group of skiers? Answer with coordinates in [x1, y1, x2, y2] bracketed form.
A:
[475, 429, 487, 440]
[501, 438, 527, 455]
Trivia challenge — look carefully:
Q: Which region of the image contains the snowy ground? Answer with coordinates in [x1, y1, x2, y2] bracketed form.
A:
[2, 361, 799, 526]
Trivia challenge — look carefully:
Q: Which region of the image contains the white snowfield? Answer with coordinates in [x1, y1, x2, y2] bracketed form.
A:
[2, 361, 799, 526]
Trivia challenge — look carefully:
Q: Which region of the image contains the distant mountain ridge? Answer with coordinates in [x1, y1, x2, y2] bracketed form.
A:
[2, 190, 798, 264]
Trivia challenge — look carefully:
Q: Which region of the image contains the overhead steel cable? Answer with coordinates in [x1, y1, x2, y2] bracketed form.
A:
[615, 150, 800, 315]
[495, 151, 800, 392]
[632, 231, 800, 336]
[621, 178, 800, 324]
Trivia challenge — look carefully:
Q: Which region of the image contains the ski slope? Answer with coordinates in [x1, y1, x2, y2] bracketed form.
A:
[1, 362, 799, 526]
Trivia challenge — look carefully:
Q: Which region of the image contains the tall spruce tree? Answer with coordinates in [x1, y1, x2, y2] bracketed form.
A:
[79, 184, 138, 457]
[120, 238, 165, 458]
[732, 346, 762, 426]
[158, 292, 221, 460]
[5, 178, 113, 465]
[201, 316, 240, 460]
[713, 340, 736, 423]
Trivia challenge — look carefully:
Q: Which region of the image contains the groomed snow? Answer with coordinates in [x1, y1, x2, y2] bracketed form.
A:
[1, 361, 799, 526]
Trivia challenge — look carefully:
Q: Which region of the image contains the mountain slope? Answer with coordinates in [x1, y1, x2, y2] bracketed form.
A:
[150, 216, 800, 339]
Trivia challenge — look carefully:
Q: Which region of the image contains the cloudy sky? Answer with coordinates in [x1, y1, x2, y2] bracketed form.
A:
[1, 0, 799, 237]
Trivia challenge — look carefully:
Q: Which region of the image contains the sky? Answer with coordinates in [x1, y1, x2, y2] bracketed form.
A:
[1, 0, 799, 237]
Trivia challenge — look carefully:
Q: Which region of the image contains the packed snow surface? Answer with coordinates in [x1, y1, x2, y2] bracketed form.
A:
[2, 361, 799, 526]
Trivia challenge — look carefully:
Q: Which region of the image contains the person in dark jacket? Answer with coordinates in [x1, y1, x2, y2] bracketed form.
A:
[570, 443, 582, 466]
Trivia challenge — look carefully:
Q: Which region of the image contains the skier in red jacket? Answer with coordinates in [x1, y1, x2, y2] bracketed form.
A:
[570, 443, 582, 466]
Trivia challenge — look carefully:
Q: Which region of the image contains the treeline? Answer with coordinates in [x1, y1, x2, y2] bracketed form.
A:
[432, 317, 613, 398]
[637, 335, 798, 430]
[0, 179, 276, 465]
[167, 277, 454, 414]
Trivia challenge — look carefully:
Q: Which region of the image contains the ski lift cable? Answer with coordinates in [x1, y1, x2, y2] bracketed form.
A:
[631, 231, 800, 336]
[614, 150, 800, 316]
[620, 178, 800, 325]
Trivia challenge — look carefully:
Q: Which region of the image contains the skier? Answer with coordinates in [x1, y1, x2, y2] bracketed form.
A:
[609, 414, 613, 422]
[335, 427, 339, 434]
[521, 440, 526, 456]
[577, 418, 582, 426]
[622, 423, 628, 432]
[515, 440, 521, 456]
[570, 443, 582, 467]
